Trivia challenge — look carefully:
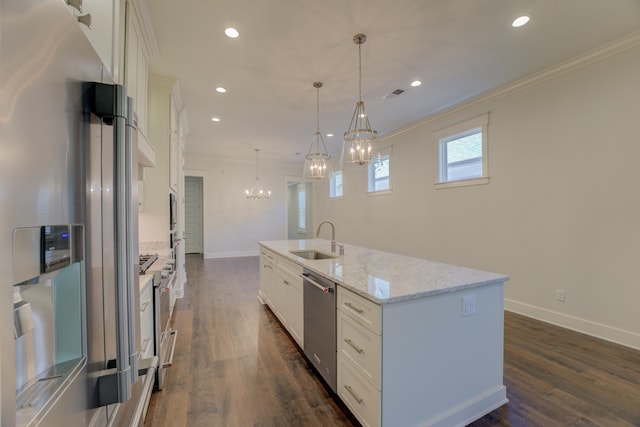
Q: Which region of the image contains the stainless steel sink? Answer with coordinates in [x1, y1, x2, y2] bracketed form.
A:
[289, 250, 338, 260]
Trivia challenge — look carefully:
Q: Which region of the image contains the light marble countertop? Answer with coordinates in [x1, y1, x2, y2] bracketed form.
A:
[259, 239, 508, 305]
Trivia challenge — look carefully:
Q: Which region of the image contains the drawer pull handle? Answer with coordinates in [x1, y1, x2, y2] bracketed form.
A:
[344, 338, 364, 354]
[345, 302, 364, 314]
[344, 384, 364, 404]
[140, 301, 150, 313]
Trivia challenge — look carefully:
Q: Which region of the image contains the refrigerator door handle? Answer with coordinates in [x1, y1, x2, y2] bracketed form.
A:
[113, 105, 132, 403]
[125, 96, 139, 385]
[93, 83, 133, 405]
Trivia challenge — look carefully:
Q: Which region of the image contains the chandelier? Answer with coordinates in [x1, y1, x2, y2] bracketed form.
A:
[341, 33, 378, 167]
[245, 148, 271, 199]
[303, 82, 332, 179]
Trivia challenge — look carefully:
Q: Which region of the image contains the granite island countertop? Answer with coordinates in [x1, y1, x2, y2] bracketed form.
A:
[259, 239, 508, 305]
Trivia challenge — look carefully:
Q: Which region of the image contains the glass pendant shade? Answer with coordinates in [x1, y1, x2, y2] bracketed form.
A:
[245, 149, 271, 199]
[303, 82, 332, 179]
[342, 33, 378, 167]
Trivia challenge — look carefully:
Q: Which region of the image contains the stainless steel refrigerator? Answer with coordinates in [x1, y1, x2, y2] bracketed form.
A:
[1, 1, 156, 425]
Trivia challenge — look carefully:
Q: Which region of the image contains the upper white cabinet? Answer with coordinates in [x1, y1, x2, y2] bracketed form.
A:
[125, 0, 156, 136]
[66, 0, 119, 79]
[169, 98, 179, 192]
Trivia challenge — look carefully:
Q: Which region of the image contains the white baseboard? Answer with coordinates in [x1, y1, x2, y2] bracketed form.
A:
[505, 299, 640, 351]
[204, 250, 259, 259]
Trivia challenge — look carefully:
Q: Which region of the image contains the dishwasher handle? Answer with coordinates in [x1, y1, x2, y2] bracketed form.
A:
[301, 274, 334, 294]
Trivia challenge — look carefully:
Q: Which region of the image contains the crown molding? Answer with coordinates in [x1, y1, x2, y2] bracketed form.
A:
[130, 0, 160, 57]
[381, 30, 640, 142]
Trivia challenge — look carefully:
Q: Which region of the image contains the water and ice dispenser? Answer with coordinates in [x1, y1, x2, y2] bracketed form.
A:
[12, 225, 85, 424]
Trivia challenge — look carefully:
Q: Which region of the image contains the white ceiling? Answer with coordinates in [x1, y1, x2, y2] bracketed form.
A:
[146, 0, 640, 164]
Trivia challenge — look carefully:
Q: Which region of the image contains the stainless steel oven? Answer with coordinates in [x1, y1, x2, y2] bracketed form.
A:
[154, 268, 178, 390]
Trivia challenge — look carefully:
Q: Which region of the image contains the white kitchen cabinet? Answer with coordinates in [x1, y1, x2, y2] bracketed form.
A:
[337, 283, 507, 427]
[286, 272, 304, 347]
[124, 0, 150, 135]
[276, 266, 304, 347]
[169, 100, 179, 192]
[259, 248, 277, 307]
[66, 0, 119, 80]
[259, 248, 304, 348]
[337, 287, 382, 426]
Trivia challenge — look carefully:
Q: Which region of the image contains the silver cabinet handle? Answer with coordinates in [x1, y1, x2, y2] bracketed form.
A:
[66, 0, 82, 12]
[344, 384, 364, 404]
[77, 13, 92, 29]
[344, 301, 364, 314]
[344, 338, 364, 354]
[140, 301, 150, 313]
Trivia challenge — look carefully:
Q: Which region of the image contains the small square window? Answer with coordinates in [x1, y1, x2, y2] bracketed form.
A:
[330, 170, 343, 198]
[434, 114, 489, 188]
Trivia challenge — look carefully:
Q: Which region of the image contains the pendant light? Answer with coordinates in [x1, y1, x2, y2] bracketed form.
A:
[303, 82, 332, 179]
[341, 33, 378, 167]
[245, 148, 271, 199]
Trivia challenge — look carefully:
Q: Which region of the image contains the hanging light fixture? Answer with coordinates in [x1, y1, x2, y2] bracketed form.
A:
[341, 33, 378, 167]
[303, 82, 332, 179]
[245, 148, 271, 199]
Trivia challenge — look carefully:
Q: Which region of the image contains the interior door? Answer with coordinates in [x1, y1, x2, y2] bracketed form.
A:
[184, 176, 203, 254]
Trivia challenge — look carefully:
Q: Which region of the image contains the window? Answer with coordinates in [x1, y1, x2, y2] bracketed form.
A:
[329, 170, 343, 198]
[297, 184, 306, 232]
[368, 147, 392, 194]
[435, 113, 489, 188]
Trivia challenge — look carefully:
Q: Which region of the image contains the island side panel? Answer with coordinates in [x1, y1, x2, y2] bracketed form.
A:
[381, 282, 507, 427]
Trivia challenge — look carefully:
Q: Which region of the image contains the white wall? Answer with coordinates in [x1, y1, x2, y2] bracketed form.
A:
[316, 42, 640, 349]
[184, 157, 303, 258]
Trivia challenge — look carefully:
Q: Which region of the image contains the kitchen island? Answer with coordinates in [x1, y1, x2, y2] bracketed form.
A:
[259, 239, 508, 427]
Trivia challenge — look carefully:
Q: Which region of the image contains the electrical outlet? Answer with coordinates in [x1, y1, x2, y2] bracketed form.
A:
[462, 295, 476, 317]
[556, 289, 565, 302]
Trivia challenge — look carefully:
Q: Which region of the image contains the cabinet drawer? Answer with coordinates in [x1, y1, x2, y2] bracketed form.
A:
[337, 310, 380, 389]
[338, 355, 381, 427]
[337, 286, 381, 334]
[260, 247, 277, 263]
[278, 255, 302, 277]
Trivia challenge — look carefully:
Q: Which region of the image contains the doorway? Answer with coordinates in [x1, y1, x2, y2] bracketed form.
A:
[185, 176, 203, 254]
[287, 180, 314, 240]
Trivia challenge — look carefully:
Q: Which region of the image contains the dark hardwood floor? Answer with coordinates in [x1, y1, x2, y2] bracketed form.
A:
[144, 255, 640, 427]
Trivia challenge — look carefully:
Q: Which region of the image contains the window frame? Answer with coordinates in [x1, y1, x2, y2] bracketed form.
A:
[297, 183, 306, 232]
[367, 146, 393, 196]
[434, 113, 489, 189]
[329, 170, 343, 199]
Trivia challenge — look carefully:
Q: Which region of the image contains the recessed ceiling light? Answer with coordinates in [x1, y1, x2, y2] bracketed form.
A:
[326, 133, 334, 137]
[216, 87, 227, 93]
[224, 27, 239, 38]
[410, 80, 422, 87]
[211, 117, 221, 122]
[512, 15, 530, 28]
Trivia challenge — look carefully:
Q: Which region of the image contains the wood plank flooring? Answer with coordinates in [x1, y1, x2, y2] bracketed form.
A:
[144, 255, 640, 427]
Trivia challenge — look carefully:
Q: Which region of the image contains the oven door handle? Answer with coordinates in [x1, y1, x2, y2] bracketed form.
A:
[161, 330, 178, 368]
[301, 274, 334, 294]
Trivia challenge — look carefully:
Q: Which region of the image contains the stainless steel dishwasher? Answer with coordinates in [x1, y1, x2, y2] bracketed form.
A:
[302, 268, 337, 392]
